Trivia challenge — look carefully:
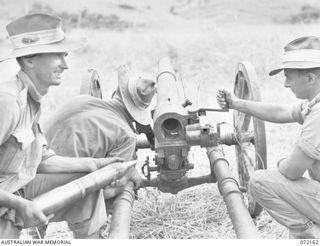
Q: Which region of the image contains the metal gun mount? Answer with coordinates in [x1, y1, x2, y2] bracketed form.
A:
[138, 75, 232, 194]
[137, 58, 265, 201]
[81, 58, 267, 238]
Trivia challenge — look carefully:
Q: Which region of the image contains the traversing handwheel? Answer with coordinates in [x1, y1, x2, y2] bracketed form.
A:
[233, 61, 267, 217]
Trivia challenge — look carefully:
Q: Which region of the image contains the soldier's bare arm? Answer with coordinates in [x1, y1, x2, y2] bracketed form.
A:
[278, 145, 315, 180]
[0, 189, 51, 227]
[217, 89, 296, 123]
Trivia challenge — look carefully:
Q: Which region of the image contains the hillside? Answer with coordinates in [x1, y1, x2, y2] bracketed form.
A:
[171, 0, 320, 24]
[1, 0, 320, 28]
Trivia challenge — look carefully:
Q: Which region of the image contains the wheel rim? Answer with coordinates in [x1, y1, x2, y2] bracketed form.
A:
[80, 69, 103, 99]
[234, 61, 267, 217]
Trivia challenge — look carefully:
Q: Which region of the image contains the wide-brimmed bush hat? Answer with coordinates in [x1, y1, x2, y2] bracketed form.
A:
[269, 36, 320, 76]
[118, 65, 156, 126]
[0, 13, 81, 62]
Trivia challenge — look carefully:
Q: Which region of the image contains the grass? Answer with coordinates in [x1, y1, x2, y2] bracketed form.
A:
[131, 186, 235, 239]
[1, 0, 319, 240]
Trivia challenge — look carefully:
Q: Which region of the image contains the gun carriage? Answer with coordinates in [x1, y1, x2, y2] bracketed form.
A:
[32, 57, 267, 238]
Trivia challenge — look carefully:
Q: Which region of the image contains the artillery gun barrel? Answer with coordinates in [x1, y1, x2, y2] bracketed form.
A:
[32, 161, 136, 215]
[153, 57, 187, 123]
[156, 57, 179, 106]
[207, 147, 260, 238]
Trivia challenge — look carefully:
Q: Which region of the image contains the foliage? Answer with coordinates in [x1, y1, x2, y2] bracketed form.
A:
[279, 4, 320, 24]
[29, 2, 133, 31]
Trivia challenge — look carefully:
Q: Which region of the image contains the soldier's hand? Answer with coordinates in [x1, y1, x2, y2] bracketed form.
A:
[93, 157, 124, 171]
[103, 167, 141, 199]
[216, 89, 238, 109]
[108, 167, 141, 189]
[124, 166, 142, 189]
[16, 200, 53, 228]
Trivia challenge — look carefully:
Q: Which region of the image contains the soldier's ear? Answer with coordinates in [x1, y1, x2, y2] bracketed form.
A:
[20, 55, 37, 68]
[306, 72, 318, 85]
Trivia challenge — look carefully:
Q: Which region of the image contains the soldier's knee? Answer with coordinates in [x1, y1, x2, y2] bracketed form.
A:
[248, 170, 273, 199]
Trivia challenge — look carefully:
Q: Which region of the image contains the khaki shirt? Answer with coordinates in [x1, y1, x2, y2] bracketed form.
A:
[43, 95, 137, 161]
[292, 95, 320, 181]
[0, 71, 55, 193]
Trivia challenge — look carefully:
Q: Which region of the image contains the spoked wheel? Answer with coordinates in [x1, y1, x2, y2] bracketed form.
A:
[80, 69, 103, 99]
[233, 61, 267, 217]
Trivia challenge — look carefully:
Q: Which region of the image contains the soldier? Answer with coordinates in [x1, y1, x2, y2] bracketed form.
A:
[0, 13, 135, 239]
[43, 66, 156, 199]
[217, 36, 320, 238]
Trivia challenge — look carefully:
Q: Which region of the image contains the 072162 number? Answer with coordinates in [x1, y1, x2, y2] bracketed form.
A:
[300, 240, 319, 245]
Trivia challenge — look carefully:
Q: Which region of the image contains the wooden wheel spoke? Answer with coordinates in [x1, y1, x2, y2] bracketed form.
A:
[237, 72, 247, 99]
[242, 147, 255, 173]
[238, 147, 254, 186]
[233, 61, 267, 217]
[234, 113, 250, 132]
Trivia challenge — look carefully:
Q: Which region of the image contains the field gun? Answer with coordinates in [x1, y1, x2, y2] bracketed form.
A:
[80, 57, 267, 238]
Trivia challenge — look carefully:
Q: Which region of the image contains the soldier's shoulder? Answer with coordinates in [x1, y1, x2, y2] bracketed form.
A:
[0, 78, 20, 104]
[0, 75, 27, 107]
